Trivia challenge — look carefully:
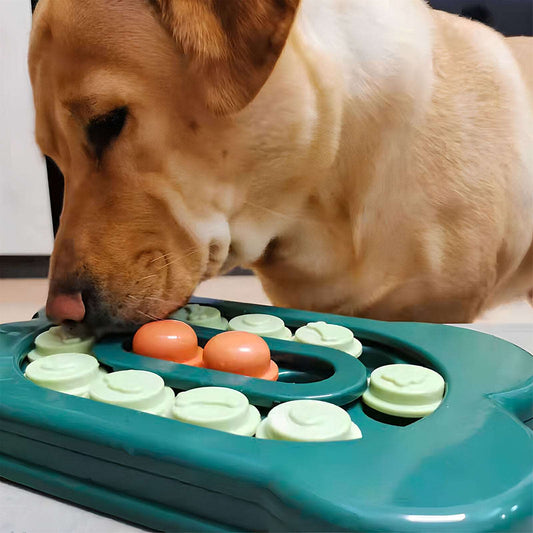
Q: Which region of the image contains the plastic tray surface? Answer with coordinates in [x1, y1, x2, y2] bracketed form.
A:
[0, 297, 532, 531]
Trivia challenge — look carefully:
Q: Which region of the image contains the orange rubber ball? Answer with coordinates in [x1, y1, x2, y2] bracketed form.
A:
[203, 331, 278, 380]
[132, 320, 203, 366]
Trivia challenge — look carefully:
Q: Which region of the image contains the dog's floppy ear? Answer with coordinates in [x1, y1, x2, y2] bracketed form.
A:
[153, 0, 300, 114]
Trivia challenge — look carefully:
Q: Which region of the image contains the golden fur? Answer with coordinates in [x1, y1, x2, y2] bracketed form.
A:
[29, 0, 533, 325]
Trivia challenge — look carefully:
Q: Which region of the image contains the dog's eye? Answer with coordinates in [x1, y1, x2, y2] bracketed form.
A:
[86, 106, 128, 159]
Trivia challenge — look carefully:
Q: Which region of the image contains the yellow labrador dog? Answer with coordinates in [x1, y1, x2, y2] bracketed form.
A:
[29, 0, 532, 327]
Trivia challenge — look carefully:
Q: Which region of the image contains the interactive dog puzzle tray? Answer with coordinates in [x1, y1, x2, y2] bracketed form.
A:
[1, 297, 532, 531]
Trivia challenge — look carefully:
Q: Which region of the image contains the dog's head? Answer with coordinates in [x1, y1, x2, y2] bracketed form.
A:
[29, 0, 314, 329]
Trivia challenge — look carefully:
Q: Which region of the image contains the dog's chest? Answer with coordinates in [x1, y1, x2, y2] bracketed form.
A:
[253, 217, 367, 313]
[252, 202, 428, 316]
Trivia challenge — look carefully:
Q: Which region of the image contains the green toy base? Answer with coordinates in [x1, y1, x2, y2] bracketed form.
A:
[1, 297, 532, 531]
[0, 454, 230, 532]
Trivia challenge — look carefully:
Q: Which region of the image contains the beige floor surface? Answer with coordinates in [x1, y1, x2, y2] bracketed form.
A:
[1, 276, 532, 325]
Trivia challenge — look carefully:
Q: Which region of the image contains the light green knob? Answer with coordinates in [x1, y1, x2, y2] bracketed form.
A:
[28, 325, 95, 362]
[256, 400, 362, 441]
[24, 353, 105, 397]
[362, 364, 445, 418]
[294, 322, 362, 357]
[171, 304, 228, 330]
[172, 387, 260, 436]
[89, 370, 175, 417]
[228, 314, 292, 340]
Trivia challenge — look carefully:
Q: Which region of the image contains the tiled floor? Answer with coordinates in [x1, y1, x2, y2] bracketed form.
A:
[1, 276, 532, 325]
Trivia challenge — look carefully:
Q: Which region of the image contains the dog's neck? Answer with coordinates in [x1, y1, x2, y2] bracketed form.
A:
[225, 0, 434, 278]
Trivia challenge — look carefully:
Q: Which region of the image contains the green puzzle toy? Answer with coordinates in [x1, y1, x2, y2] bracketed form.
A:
[0, 297, 532, 531]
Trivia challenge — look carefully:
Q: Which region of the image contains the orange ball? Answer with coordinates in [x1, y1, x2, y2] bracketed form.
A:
[203, 331, 278, 380]
[132, 320, 203, 366]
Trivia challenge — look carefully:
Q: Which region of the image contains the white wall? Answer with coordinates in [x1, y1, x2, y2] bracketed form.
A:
[0, 0, 54, 255]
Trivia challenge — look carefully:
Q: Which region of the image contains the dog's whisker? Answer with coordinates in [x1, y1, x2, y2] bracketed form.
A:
[155, 258, 183, 271]
[136, 309, 161, 321]
[143, 296, 176, 303]
[155, 250, 200, 271]
[180, 248, 202, 259]
[146, 248, 202, 272]
[127, 293, 185, 307]
[149, 252, 175, 263]
[136, 273, 158, 283]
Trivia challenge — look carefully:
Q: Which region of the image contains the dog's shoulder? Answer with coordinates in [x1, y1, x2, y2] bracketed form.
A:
[506, 36, 533, 99]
